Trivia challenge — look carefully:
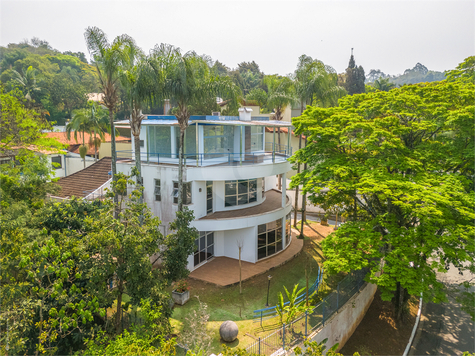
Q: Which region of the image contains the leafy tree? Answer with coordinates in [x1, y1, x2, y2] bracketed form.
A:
[291, 79, 475, 321]
[445, 55, 475, 83]
[366, 69, 390, 83]
[0, 88, 64, 156]
[160, 207, 198, 283]
[149, 44, 241, 211]
[373, 78, 396, 92]
[49, 72, 88, 121]
[85, 173, 166, 332]
[66, 108, 94, 167]
[211, 60, 230, 76]
[245, 87, 268, 108]
[343, 53, 365, 95]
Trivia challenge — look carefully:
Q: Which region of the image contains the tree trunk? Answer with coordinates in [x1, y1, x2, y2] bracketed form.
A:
[178, 128, 185, 212]
[277, 126, 282, 190]
[94, 129, 98, 162]
[133, 132, 144, 224]
[302, 137, 308, 223]
[109, 108, 118, 217]
[239, 246, 242, 294]
[293, 135, 302, 227]
[82, 130, 86, 168]
[394, 282, 408, 322]
[116, 280, 123, 333]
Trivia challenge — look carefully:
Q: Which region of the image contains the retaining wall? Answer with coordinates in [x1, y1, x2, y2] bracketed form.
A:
[297, 282, 377, 353]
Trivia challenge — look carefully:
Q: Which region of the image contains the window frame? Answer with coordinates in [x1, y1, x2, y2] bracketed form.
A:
[173, 181, 192, 205]
[51, 155, 62, 169]
[224, 179, 258, 207]
[257, 218, 283, 260]
[154, 179, 161, 201]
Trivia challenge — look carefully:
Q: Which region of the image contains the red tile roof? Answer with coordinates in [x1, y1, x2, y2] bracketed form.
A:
[53, 157, 112, 198]
[45, 132, 130, 155]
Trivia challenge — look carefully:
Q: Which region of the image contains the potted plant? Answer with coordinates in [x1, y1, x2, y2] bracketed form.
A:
[171, 279, 190, 305]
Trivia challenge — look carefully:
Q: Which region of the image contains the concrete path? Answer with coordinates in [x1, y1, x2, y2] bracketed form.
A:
[410, 264, 474, 356]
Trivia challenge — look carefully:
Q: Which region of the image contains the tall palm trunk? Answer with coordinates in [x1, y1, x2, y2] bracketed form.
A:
[82, 130, 86, 168]
[177, 127, 185, 212]
[108, 108, 119, 215]
[94, 129, 98, 162]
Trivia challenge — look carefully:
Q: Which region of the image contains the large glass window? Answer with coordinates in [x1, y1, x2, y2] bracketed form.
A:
[194, 231, 214, 266]
[225, 179, 257, 207]
[175, 125, 196, 157]
[250, 126, 264, 152]
[203, 125, 234, 159]
[148, 126, 171, 157]
[286, 213, 291, 247]
[173, 181, 192, 205]
[258, 218, 283, 260]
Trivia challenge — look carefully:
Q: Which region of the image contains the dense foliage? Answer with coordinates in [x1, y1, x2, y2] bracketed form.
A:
[291, 77, 475, 320]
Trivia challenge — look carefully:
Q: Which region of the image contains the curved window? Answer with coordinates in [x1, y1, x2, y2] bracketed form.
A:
[257, 218, 283, 260]
[225, 179, 257, 207]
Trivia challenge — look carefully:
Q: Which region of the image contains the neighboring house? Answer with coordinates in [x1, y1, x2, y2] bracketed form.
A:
[49, 157, 112, 201]
[114, 112, 294, 272]
[44, 132, 131, 177]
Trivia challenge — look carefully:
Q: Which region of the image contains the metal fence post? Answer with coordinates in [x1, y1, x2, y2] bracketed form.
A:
[337, 284, 340, 312]
[322, 300, 325, 326]
[305, 310, 308, 337]
[258, 337, 261, 355]
[282, 323, 286, 350]
[260, 311, 263, 327]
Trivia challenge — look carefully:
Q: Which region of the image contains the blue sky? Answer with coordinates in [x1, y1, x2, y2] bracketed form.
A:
[1, 0, 473, 76]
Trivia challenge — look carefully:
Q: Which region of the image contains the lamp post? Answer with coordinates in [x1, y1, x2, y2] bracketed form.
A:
[265, 275, 272, 307]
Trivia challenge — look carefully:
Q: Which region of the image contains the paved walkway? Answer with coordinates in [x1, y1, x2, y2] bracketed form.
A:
[410, 264, 474, 356]
[189, 230, 303, 286]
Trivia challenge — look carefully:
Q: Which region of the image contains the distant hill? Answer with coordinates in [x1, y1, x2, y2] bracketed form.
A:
[366, 63, 445, 86]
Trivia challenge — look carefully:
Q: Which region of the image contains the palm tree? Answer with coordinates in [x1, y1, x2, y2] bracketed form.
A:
[86, 101, 109, 161]
[119, 41, 148, 190]
[84, 27, 136, 206]
[149, 44, 241, 211]
[374, 78, 396, 91]
[11, 66, 41, 106]
[292, 55, 346, 227]
[66, 109, 92, 168]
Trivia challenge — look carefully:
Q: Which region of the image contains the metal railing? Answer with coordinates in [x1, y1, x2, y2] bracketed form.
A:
[253, 265, 323, 325]
[246, 269, 368, 355]
[116, 146, 291, 167]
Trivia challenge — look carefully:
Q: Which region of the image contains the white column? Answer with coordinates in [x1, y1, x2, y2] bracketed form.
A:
[281, 171, 287, 208]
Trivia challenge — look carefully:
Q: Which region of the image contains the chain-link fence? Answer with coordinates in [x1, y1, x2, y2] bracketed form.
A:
[246, 269, 368, 355]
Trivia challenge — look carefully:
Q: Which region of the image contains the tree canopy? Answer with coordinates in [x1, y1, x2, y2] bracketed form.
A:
[290, 78, 475, 319]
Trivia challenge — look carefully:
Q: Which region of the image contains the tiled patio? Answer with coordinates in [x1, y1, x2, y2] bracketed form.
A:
[189, 229, 303, 287]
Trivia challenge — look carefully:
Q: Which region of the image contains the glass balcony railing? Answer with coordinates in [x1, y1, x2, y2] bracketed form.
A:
[117, 143, 292, 167]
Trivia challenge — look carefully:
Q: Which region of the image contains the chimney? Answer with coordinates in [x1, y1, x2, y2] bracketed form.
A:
[238, 107, 253, 121]
[164, 99, 171, 115]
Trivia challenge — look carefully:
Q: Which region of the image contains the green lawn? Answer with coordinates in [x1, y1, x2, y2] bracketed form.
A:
[171, 222, 346, 353]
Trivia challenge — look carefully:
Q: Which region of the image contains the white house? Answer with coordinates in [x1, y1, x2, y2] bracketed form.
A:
[114, 112, 294, 272]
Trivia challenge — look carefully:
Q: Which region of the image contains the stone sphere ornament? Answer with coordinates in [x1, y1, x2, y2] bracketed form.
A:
[219, 320, 239, 342]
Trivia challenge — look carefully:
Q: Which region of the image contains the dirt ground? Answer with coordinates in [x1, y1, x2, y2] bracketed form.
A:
[340, 289, 418, 356]
[299, 222, 419, 356]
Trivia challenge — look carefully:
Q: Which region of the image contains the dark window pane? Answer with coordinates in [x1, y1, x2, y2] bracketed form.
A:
[200, 236, 205, 251]
[207, 245, 214, 259]
[174, 182, 178, 189]
[207, 232, 214, 246]
[267, 221, 276, 231]
[277, 218, 282, 227]
[194, 239, 199, 253]
[207, 199, 212, 213]
[268, 230, 276, 244]
[258, 247, 267, 260]
[268, 244, 276, 256]
[276, 227, 282, 240]
[225, 196, 236, 207]
[194, 253, 200, 266]
[225, 181, 237, 195]
[238, 181, 248, 194]
[258, 224, 266, 234]
[258, 234, 266, 247]
[276, 239, 283, 252]
[249, 180, 257, 192]
[238, 193, 248, 205]
[249, 192, 257, 203]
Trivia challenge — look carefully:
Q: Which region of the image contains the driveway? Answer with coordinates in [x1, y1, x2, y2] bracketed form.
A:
[410, 264, 474, 355]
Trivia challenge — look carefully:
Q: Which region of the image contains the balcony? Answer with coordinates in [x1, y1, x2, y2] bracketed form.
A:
[117, 143, 291, 168]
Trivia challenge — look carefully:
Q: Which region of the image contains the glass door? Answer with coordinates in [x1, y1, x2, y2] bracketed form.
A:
[206, 181, 213, 214]
[194, 231, 214, 267]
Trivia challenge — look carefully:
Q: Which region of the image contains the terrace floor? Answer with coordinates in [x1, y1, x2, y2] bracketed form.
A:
[188, 229, 303, 287]
[199, 189, 289, 220]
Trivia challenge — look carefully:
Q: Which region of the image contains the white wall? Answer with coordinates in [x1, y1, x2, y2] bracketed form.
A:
[223, 227, 256, 263]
